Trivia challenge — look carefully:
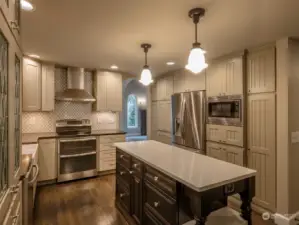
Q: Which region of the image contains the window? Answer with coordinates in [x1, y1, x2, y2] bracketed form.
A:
[0, 32, 9, 199]
[127, 94, 138, 128]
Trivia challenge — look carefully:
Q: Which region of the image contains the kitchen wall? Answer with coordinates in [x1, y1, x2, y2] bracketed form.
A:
[22, 68, 119, 133]
[120, 79, 147, 135]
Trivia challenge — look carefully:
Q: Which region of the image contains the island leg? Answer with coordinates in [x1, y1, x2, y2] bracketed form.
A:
[239, 177, 255, 225]
[190, 196, 208, 225]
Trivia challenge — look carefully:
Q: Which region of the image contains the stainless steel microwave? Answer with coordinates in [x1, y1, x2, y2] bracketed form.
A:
[207, 95, 243, 126]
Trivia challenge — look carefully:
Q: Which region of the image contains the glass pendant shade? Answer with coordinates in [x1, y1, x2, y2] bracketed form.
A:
[139, 66, 153, 86]
[185, 46, 208, 74]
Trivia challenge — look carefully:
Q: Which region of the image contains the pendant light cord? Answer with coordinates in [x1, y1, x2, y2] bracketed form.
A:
[145, 51, 148, 66]
[195, 23, 198, 43]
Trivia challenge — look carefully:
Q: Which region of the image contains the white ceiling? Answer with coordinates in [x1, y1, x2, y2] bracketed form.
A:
[22, 0, 299, 76]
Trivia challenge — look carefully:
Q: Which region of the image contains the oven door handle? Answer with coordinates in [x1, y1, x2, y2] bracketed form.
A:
[59, 137, 96, 142]
[28, 164, 39, 185]
[60, 151, 97, 158]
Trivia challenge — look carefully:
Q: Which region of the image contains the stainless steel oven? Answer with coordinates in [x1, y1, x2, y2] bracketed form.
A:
[57, 136, 97, 182]
[207, 95, 243, 126]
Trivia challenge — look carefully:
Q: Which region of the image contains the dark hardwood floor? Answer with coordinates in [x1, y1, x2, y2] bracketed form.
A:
[34, 175, 274, 225]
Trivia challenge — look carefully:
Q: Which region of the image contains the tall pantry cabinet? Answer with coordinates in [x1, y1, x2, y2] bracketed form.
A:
[0, 1, 23, 224]
[247, 45, 276, 211]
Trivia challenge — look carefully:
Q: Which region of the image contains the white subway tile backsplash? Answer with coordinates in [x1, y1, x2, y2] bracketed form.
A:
[22, 68, 119, 133]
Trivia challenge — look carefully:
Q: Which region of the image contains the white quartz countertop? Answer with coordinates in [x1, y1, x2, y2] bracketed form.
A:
[115, 140, 256, 192]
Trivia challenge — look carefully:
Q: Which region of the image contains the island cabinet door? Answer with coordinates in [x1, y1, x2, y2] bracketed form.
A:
[131, 175, 142, 224]
[116, 179, 131, 214]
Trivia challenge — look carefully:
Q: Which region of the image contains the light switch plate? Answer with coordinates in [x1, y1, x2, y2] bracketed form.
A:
[291, 131, 299, 143]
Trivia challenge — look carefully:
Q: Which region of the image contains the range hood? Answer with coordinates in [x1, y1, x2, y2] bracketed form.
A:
[55, 67, 96, 102]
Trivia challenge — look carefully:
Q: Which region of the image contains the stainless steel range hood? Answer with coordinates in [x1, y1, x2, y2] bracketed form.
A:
[55, 67, 96, 102]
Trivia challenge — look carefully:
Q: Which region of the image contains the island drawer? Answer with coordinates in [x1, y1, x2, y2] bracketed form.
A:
[116, 149, 131, 169]
[144, 204, 169, 225]
[144, 165, 176, 198]
[116, 179, 131, 214]
[144, 181, 177, 225]
[131, 157, 143, 177]
[116, 163, 131, 187]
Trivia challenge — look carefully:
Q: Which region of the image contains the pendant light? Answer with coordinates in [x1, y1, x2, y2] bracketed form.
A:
[186, 8, 208, 74]
[139, 43, 153, 86]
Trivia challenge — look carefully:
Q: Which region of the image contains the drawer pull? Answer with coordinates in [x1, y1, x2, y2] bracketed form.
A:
[110, 163, 115, 166]
[120, 193, 127, 198]
[120, 171, 126, 176]
[154, 201, 160, 208]
[120, 155, 124, 159]
[154, 176, 159, 181]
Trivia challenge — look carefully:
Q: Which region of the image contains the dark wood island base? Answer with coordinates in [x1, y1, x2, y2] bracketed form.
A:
[115, 147, 255, 225]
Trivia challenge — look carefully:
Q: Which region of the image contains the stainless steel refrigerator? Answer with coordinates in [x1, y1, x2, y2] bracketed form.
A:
[171, 91, 206, 153]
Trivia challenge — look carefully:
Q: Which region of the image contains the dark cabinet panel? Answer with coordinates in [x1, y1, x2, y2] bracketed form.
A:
[144, 165, 176, 198]
[116, 149, 131, 169]
[116, 163, 131, 188]
[144, 181, 177, 225]
[132, 157, 143, 177]
[144, 206, 165, 225]
[116, 179, 131, 214]
[131, 175, 142, 224]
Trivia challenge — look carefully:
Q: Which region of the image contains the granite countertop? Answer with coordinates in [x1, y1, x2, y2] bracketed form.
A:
[22, 130, 126, 144]
[114, 140, 256, 192]
[21, 144, 38, 177]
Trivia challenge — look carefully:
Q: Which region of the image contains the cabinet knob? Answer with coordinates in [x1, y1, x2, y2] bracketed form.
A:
[129, 171, 133, 174]
[120, 193, 127, 198]
[120, 171, 126, 176]
[133, 163, 138, 168]
[120, 155, 124, 159]
[154, 201, 160, 208]
[154, 176, 159, 181]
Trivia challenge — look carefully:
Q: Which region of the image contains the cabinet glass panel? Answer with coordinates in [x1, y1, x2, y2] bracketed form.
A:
[0, 32, 9, 199]
[15, 56, 21, 171]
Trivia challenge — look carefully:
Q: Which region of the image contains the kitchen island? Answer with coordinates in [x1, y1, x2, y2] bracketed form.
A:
[114, 140, 256, 225]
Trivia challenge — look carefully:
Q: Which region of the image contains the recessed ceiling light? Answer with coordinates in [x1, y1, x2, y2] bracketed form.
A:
[166, 61, 175, 66]
[28, 54, 40, 59]
[21, 0, 35, 11]
[110, 65, 118, 70]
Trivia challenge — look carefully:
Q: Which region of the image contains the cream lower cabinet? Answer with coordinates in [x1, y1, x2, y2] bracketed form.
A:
[38, 139, 57, 182]
[207, 124, 244, 147]
[97, 135, 125, 172]
[207, 142, 244, 166]
[248, 93, 276, 211]
[156, 131, 172, 145]
[93, 71, 122, 112]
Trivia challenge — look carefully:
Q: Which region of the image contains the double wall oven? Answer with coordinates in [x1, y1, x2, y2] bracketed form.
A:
[207, 95, 243, 126]
[56, 119, 97, 182]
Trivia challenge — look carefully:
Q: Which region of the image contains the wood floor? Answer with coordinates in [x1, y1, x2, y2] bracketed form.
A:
[34, 175, 274, 225]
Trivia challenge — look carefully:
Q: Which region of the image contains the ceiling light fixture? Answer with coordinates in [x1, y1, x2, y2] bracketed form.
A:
[21, 0, 35, 11]
[166, 61, 175, 66]
[110, 65, 118, 70]
[186, 8, 208, 74]
[139, 43, 153, 86]
[28, 54, 40, 59]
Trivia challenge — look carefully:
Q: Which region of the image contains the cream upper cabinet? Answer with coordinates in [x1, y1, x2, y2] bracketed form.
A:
[173, 70, 186, 93]
[23, 58, 42, 111]
[38, 139, 57, 182]
[23, 59, 55, 112]
[0, 0, 21, 44]
[157, 100, 171, 132]
[206, 124, 244, 147]
[247, 46, 275, 94]
[93, 71, 122, 112]
[106, 72, 122, 111]
[157, 75, 173, 100]
[151, 102, 158, 140]
[41, 63, 55, 111]
[207, 141, 244, 166]
[207, 54, 244, 97]
[184, 69, 206, 91]
[151, 83, 158, 101]
[247, 93, 276, 211]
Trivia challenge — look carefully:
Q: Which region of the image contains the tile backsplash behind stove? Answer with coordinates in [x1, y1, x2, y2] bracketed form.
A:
[22, 68, 119, 134]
